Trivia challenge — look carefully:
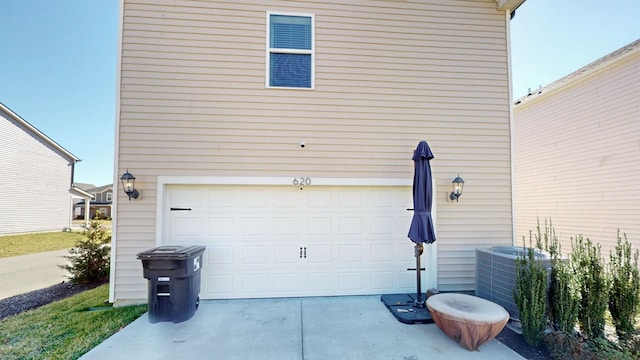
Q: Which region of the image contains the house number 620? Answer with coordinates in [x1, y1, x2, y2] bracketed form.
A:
[293, 177, 311, 186]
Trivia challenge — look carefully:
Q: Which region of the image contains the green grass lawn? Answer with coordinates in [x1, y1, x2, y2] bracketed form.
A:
[0, 284, 147, 360]
[0, 231, 83, 259]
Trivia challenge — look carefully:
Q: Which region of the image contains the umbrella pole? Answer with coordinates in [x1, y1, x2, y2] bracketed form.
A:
[415, 243, 424, 307]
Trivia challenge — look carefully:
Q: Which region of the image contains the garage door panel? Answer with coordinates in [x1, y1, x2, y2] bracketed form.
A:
[307, 216, 332, 235]
[338, 244, 362, 262]
[305, 244, 332, 263]
[305, 272, 333, 292]
[370, 244, 395, 262]
[206, 188, 235, 207]
[371, 271, 395, 290]
[172, 188, 203, 208]
[242, 245, 268, 264]
[166, 185, 429, 299]
[338, 217, 362, 234]
[241, 189, 269, 207]
[370, 217, 394, 234]
[241, 274, 269, 293]
[206, 274, 233, 296]
[273, 245, 304, 263]
[172, 216, 200, 237]
[338, 272, 363, 291]
[208, 246, 233, 265]
[274, 273, 300, 293]
[274, 217, 300, 235]
[307, 190, 332, 208]
[206, 217, 235, 236]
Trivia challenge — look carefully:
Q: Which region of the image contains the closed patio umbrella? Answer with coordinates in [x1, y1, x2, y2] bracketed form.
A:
[408, 140, 436, 244]
[380, 140, 436, 324]
[408, 140, 435, 306]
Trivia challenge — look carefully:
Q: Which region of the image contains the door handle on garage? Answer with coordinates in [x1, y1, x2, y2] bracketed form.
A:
[303, 247, 307, 259]
[170, 207, 192, 211]
[300, 247, 303, 258]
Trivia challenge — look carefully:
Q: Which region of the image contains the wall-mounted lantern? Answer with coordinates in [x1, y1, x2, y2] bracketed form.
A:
[120, 170, 139, 201]
[449, 174, 464, 202]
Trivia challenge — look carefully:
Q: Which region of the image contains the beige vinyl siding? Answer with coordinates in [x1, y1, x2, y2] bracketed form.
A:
[115, 0, 513, 302]
[514, 44, 640, 258]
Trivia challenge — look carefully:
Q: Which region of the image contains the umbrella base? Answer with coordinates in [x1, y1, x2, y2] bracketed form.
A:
[380, 294, 434, 324]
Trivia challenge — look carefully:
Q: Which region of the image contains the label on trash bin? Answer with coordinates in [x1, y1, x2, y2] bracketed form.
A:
[158, 277, 170, 282]
[193, 256, 201, 272]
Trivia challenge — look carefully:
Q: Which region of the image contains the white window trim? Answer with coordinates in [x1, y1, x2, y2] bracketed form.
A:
[265, 11, 315, 90]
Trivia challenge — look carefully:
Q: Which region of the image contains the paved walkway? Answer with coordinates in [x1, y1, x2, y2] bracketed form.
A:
[0, 250, 70, 299]
[81, 296, 524, 360]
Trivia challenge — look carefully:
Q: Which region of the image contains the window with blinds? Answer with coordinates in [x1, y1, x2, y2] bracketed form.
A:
[267, 13, 314, 89]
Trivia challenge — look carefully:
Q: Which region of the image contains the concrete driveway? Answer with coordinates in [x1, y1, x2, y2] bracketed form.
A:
[0, 249, 70, 299]
[81, 296, 524, 360]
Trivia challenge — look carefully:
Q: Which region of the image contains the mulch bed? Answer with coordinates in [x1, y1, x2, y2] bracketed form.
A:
[0, 282, 100, 320]
[495, 326, 553, 359]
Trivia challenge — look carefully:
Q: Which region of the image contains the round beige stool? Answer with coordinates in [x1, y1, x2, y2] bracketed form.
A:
[426, 293, 509, 351]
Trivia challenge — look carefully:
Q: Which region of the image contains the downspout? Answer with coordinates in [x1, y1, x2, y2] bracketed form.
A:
[505, 9, 517, 245]
[66, 161, 77, 231]
[70, 160, 76, 186]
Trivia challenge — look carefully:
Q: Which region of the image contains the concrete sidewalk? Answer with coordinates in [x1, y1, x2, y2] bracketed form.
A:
[0, 250, 70, 300]
[81, 296, 524, 360]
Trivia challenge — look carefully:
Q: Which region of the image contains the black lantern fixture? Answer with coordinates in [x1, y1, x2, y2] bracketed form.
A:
[120, 170, 139, 200]
[449, 174, 464, 202]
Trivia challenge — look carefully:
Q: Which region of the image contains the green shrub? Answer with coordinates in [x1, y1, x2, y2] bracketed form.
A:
[60, 221, 111, 284]
[608, 230, 640, 338]
[572, 235, 608, 338]
[543, 331, 635, 360]
[549, 258, 581, 333]
[537, 218, 580, 333]
[514, 231, 549, 347]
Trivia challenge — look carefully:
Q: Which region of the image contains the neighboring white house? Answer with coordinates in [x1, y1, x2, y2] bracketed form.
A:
[111, 0, 526, 305]
[0, 102, 92, 235]
[513, 38, 640, 257]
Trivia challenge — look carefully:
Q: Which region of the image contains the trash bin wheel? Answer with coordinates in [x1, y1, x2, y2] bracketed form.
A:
[196, 296, 200, 310]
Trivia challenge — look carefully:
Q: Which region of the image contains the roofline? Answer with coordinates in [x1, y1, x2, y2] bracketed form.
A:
[0, 101, 80, 162]
[70, 185, 94, 198]
[514, 38, 640, 108]
[495, 0, 526, 13]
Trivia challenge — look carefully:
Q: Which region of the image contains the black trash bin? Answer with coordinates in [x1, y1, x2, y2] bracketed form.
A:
[137, 245, 205, 323]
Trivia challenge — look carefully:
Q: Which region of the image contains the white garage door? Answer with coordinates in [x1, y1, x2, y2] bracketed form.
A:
[164, 184, 435, 299]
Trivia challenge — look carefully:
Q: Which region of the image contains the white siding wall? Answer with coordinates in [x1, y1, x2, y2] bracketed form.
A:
[115, 0, 514, 302]
[514, 45, 640, 259]
[0, 110, 73, 235]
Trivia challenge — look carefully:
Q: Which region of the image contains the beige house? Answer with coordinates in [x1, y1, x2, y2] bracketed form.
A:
[111, 0, 526, 305]
[514, 39, 640, 257]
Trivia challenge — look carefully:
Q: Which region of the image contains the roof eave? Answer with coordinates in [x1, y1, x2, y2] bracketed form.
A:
[71, 185, 94, 198]
[0, 101, 80, 163]
[495, 0, 526, 12]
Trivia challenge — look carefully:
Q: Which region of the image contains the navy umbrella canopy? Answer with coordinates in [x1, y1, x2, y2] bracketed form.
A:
[379, 140, 437, 322]
[408, 140, 436, 244]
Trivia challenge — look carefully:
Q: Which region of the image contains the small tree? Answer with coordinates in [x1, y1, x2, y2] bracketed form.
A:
[572, 235, 608, 338]
[514, 231, 549, 347]
[609, 230, 640, 338]
[60, 220, 111, 284]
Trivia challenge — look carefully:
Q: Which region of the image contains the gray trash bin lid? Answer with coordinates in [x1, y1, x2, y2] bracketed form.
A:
[137, 245, 205, 260]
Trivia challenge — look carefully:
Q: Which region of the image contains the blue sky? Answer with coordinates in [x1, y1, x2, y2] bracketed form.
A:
[0, 1, 118, 186]
[1, 1, 639, 186]
[510, 0, 640, 98]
